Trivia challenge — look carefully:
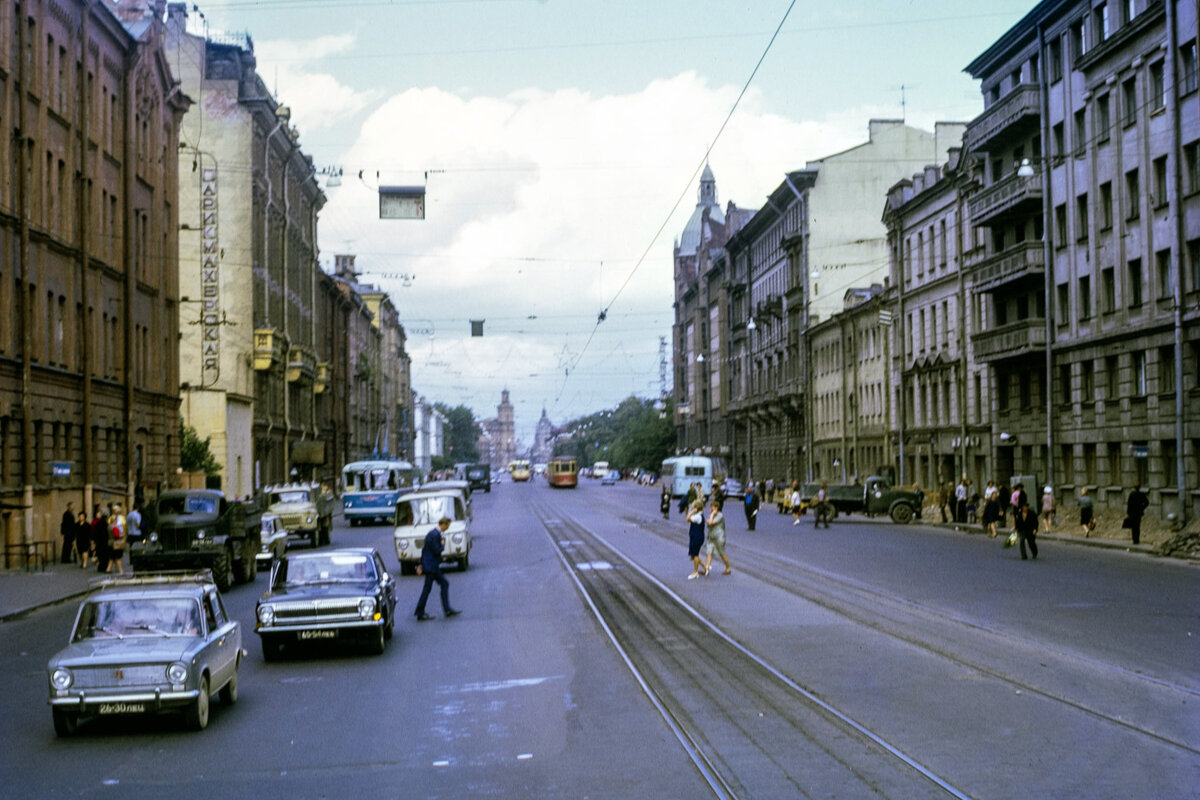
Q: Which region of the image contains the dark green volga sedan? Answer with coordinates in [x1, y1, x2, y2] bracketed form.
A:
[46, 572, 243, 736]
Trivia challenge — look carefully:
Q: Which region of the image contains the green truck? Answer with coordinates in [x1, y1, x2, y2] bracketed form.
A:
[798, 476, 923, 524]
[131, 490, 264, 591]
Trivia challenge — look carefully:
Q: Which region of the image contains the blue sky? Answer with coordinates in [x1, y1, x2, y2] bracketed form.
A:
[193, 0, 1032, 445]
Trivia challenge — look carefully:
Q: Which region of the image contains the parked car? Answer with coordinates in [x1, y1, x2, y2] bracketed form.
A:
[256, 513, 288, 568]
[393, 489, 472, 574]
[47, 571, 243, 736]
[255, 548, 396, 660]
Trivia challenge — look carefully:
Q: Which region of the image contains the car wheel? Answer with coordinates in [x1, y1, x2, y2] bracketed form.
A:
[399, 561, 415, 576]
[211, 549, 232, 592]
[319, 519, 331, 546]
[383, 610, 394, 640]
[459, 553, 469, 572]
[367, 625, 385, 655]
[891, 504, 914, 524]
[261, 637, 282, 662]
[52, 707, 79, 737]
[185, 675, 210, 731]
[219, 670, 238, 706]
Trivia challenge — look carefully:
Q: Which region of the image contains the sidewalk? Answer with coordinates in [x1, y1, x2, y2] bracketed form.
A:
[0, 560, 97, 622]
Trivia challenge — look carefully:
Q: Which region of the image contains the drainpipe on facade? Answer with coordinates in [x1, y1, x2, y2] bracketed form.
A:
[262, 116, 285, 476]
[78, 2, 97, 516]
[17, 3, 33, 547]
[897, 234, 907, 486]
[956, 182, 968, 485]
[1037, 23, 1056, 498]
[123, 39, 146, 508]
[1167, 0, 1188, 526]
[281, 146, 292, 481]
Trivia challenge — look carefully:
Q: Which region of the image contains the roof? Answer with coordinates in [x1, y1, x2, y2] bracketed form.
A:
[677, 164, 724, 257]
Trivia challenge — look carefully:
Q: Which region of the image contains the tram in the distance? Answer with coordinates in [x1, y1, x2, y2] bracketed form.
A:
[547, 456, 579, 488]
[509, 459, 532, 482]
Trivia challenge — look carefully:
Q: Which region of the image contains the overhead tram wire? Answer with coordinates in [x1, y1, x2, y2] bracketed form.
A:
[556, 0, 798, 406]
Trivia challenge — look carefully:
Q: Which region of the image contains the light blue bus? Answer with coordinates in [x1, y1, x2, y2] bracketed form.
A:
[342, 460, 419, 526]
[661, 455, 729, 499]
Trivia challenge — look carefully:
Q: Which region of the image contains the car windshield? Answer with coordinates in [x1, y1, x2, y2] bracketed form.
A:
[73, 597, 202, 640]
[395, 496, 460, 526]
[158, 495, 217, 515]
[271, 491, 310, 504]
[281, 554, 376, 585]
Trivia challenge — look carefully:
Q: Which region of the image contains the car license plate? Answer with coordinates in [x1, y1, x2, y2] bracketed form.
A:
[98, 702, 145, 714]
[298, 630, 336, 640]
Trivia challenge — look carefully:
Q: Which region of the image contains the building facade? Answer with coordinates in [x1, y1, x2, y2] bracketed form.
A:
[1, 0, 188, 553]
[478, 389, 516, 469]
[962, 0, 1198, 519]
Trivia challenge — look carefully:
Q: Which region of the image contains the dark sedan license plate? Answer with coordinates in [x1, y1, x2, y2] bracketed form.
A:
[98, 702, 145, 715]
[298, 630, 336, 640]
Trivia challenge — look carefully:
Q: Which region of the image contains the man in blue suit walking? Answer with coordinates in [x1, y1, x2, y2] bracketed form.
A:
[415, 517, 461, 620]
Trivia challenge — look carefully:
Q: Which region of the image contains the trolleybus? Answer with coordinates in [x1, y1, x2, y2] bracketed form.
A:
[342, 459, 419, 525]
[661, 455, 728, 498]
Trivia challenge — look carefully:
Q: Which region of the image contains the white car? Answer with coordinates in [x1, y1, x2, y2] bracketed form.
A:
[392, 489, 472, 575]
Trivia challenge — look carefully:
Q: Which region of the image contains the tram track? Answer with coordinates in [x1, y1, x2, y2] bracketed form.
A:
[529, 494, 971, 799]
[602, 500, 1200, 761]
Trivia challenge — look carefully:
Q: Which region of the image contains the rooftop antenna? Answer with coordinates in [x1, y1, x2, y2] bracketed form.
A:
[900, 84, 906, 122]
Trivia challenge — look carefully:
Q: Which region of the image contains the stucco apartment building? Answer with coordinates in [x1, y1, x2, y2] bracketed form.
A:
[960, 0, 1198, 520]
[1, 0, 188, 552]
[166, 4, 330, 492]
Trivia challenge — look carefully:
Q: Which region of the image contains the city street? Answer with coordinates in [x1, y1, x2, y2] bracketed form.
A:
[2, 479, 1197, 799]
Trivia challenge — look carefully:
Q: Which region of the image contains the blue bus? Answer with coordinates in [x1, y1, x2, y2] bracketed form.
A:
[342, 460, 419, 525]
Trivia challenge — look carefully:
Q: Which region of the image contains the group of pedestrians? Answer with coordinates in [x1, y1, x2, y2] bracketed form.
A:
[59, 501, 138, 574]
[686, 498, 731, 579]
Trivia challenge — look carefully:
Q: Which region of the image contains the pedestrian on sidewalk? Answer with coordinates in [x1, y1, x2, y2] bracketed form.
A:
[414, 517, 461, 620]
[1013, 501, 1039, 560]
[76, 511, 92, 568]
[60, 502, 76, 564]
[790, 482, 802, 526]
[743, 485, 760, 530]
[91, 506, 109, 573]
[938, 483, 952, 523]
[996, 482, 1010, 529]
[105, 503, 126, 574]
[659, 486, 671, 520]
[686, 501, 707, 579]
[955, 478, 968, 523]
[704, 499, 731, 576]
[1079, 488, 1095, 536]
[1125, 484, 1149, 545]
[982, 482, 999, 537]
[127, 504, 142, 543]
[1041, 486, 1056, 529]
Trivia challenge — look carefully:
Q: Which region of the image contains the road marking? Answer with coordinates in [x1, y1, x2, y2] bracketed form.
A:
[517, 753, 533, 760]
[432, 760, 451, 767]
[437, 676, 563, 695]
[576, 561, 614, 571]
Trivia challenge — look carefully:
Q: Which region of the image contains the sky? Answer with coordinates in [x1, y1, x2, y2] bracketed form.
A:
[189, 0, 1034, 446]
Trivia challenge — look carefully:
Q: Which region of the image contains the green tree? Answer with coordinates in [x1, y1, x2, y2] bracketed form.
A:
[554, 396, 674, 473]
[180, 420, 221, 476]
[434, 403, 481, 464]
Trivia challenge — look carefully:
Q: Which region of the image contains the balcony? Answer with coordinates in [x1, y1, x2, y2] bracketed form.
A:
[964, 84, 1041, 153]
[972, 319, 1047, 362]
[287, 345, 317, 383]
[314, 362, 330, 394]
[253, 329, 285, 371]
[971, 242, 1045, 293]
[967, 170, 1042, 227]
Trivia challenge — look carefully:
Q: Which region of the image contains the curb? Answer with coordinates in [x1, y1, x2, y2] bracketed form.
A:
[0, 586, 92, 624]
[925, 521, 1199, 561]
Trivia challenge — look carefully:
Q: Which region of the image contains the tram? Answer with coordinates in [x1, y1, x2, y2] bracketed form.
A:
[546, 456, 579, 488]
[509, 459, 532, 482]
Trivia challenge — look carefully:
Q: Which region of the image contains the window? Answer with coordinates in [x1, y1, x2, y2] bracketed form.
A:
[1102, 267, 1116, 313]
[1055, 203, 1068, 247]
[1099, 182, 1113, 229]
[998, 373, 1010, 411]
[1095, 94, 1110, 141]
[1157, 249, 1171, 299]
[1080, 275, 1092, 319]
[1076, 193, 1089, 241]
[1122, 77, 1137, 125]
[1125, 0, 1137, 23]
[1184, 141, 1199, 195]
[1153, 156, 1168, 208]
[1182, 40, 1199, 95]
[1082, 359, 1095, 400]
[1010, 68, 1022, 89]
[1127, 258, 1142, 307]
[1149, 60, 1165, 111]
[1159, 346, 1175, 394]
[1132, 351, 1147, 395]
[1060, 364, 1072, 405]
[1190, 239, 1200, 293]
[1049, 37, 1063, 82]
[1053, 122, 1065, 158]
[1019, 372, 1032, 409]
[1074, 109, 1087, 156]
[1057, 282, 1070, 324]
[1106, 355, 1119, 398]
[1107, 444, 1122, 486]
[1125, 169, 1140, 219]
[1070, 19, 1087, 63]
[1093, 3, 1110, 43]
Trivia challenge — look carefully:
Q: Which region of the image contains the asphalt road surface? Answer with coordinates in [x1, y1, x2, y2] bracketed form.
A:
[2, 478, 1197, 799]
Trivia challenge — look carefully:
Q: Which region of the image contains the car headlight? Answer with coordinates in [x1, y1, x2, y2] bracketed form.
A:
[257, 605, 276, 625]
[397, 538, 409, 549]
[357, 598, 376, 619]
[196, 529, 206, 540]
[167, 662, 188, 684]
[149, 532, 158, 543]
[305, 514, 314, 524]
[452, 533, 464, 545]
[50, 668, 73, 690]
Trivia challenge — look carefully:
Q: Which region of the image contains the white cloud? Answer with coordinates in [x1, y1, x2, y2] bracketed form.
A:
[311, 71, 920, 433]
[254, 35, 381, 130]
